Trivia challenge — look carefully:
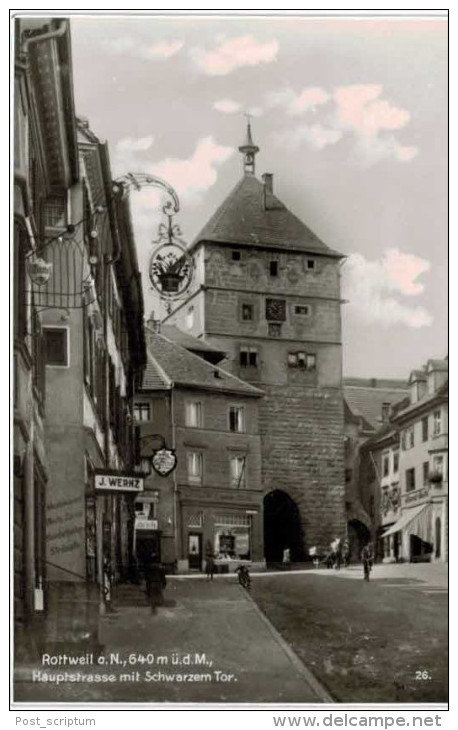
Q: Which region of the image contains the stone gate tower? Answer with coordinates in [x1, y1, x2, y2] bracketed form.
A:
[164, 124, 346, 558]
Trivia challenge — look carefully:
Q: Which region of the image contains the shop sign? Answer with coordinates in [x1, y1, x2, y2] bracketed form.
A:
[135, 518, 158, 530]
[94, 470, 144, 493]
[151, 448, 177, 477]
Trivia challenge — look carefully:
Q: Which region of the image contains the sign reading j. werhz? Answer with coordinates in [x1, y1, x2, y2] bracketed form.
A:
[94, 470, 144, 493]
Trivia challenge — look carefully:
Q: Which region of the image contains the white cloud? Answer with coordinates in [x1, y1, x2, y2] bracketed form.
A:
[190, 36, 279, 76]
[149, 136, 234, 202]
[269, 83, 418, 164]
[273, 123, 342, 151]
[342, 249, 432, 328]
[213, 99, 242, 114]
[117, 136, 154, 153]
[112, 136, 155, 177]
[145, 40, 184, 59]
[267, 86, 330, 116]
[104, 36, 184, 61]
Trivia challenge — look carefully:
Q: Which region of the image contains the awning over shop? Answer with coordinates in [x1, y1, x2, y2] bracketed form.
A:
[383, 503, 432, 541]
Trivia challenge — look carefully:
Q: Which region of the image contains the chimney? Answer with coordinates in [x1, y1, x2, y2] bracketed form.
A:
[262, 173, 273, 210]
[262, 173, 273, 194]
[146, 310, 161, 334]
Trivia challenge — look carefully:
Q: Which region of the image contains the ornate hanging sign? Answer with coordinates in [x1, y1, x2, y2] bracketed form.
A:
[27, 257, 53, 286]
[151, 448, 178, 477]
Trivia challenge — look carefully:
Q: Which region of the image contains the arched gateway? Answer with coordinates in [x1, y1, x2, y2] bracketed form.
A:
[263, 490, 304, 564]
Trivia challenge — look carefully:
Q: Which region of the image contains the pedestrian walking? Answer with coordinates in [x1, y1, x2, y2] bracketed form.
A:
[361, 542, 374, 581]
[282, 547, 291, 570]
[205, 541, 215, 581]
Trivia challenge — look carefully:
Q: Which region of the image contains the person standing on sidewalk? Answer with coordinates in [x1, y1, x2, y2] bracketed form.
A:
[205, 541, 215, 581]
[361, 542, 374, 581]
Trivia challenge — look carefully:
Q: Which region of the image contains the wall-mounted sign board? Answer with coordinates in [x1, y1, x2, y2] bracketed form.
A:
[94, 470, 144, 494]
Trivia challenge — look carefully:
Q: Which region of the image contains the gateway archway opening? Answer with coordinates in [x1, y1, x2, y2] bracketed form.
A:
[263, 490, 304, 564]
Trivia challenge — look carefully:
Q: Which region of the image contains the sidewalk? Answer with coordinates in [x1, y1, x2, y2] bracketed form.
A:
[14, 578, 331, 705]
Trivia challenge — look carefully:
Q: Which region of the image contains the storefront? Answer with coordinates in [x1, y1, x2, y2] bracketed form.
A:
[180, 503, 264, 573]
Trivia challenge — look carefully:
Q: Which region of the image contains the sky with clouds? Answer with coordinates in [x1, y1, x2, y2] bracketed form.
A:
[70, 12, 448, 378]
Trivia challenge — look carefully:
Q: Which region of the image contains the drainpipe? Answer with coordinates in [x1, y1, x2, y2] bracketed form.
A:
[20, 20, 67, 56]
[170, 386, 179, 565]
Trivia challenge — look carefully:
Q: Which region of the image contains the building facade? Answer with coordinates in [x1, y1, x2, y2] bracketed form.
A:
[14, 17, 146, 638]
[134, 326, 265, 572]
[164, 125, 348, 559]
[343, 378, 409, 558]
[13, 17, 79, 624]
[386, 359, 448, 562]
[40, 118, 146, 617]
[359, 359, 448, 563]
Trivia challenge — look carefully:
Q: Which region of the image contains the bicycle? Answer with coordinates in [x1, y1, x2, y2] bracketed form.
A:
[236, 565, 251, 590]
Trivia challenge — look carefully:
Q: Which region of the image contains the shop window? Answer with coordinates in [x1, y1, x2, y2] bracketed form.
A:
[422, 417, 429, 442]
[187, 452, 203, 484]
[215, 514, 251, 560]
[185, 401, 203, 428]
[43, 327, 69, 367]
[405, 467, 416, 493]
[229, 405, 245, 433]
[240, 346, 258, 367]
[134, 403, 151, 422]
[230, 456, 246, 488]
[433, 410, 441, 436]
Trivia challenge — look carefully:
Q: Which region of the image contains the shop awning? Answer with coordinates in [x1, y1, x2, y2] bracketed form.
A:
[383, 503, 432, 541]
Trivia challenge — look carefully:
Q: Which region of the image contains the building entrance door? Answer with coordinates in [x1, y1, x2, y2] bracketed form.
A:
[188, 533, 202, 570]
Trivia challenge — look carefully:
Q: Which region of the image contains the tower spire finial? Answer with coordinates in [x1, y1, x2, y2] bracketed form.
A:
[238, 115, 259, 175]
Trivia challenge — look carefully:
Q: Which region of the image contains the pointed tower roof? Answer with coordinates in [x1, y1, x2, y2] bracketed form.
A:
[191, 173, 343, 258]
[238, 119, 259, 175]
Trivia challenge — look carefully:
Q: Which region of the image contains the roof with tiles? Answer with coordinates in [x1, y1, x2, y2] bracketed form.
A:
[142, 332, 263, 397]
[391, 379, 448, 421]
[344, 379, 409, 431]
[159, 325, 226, 364]
[190, 173, 343, 257]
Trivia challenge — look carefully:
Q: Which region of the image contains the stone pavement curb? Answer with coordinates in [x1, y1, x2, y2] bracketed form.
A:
[239, 585, 333, 703]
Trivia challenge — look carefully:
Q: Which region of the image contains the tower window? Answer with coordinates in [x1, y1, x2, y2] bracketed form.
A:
[294, 305, 310, 316]
[240, 346, 258, 367]
[287, 351, 317, 370]
[232, 251, 241, 261]
[307, 259, 316, 270]
[270, 261, 278, 277]
[242, 304, 253, 321]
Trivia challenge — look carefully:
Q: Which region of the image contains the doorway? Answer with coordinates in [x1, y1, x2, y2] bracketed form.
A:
[263, 490, 304, 564]
[188, 533, 202, 570]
